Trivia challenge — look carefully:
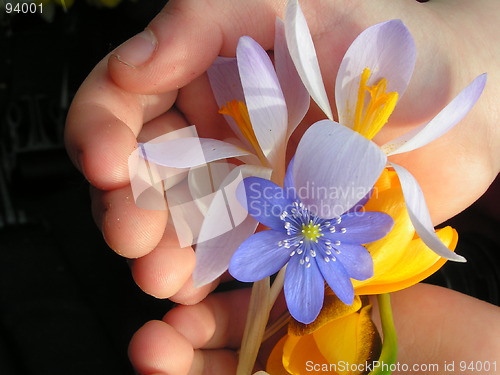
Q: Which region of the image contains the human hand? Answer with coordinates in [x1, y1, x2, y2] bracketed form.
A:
[128, 283, 500, 375]
[65, 0, 500, 305]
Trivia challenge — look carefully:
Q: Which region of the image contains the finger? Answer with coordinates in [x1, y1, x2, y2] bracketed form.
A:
[89, 109, 192, 258]
[65, 58, 177, 190]
[189, 350, 238, 375]
[129, 221, 194, 297]
[163, 288, 251, 350]
[129, 320, 238, 375]
[129, 222, 218, 303]
[388, 125, 497, 225]
[91, 184, 168, 259]
[168, 275, 219, 306]
[174, 73, 233, 141]
[138, 107, 189, 142]
[129, 320, 194, 375]
[108, 0, 283, 94]
[389, 284, 500, 366]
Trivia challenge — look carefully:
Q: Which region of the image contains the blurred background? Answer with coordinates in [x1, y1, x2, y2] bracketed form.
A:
[0, 1, 499, 374]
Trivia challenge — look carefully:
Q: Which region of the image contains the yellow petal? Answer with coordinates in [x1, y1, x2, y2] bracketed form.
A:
[313, 305, 381, 375]
[282, 332, 332, 374]
[289, 293, 362, 336]
[266, 335, 292, 375]
[371, 168, 397, 194]
[353, 180, 415, 290]
[355, 226, 457, 295]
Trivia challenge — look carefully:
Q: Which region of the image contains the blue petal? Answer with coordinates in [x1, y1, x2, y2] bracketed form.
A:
[236, 177, 294, 231]
[284, 255, 325, 324]
[324, 211, 394, 244]
[343, 189, 373, 214]
[315, 252, 354, 305]
[330, 243, 373, 281]
[229, 230, 291, 282]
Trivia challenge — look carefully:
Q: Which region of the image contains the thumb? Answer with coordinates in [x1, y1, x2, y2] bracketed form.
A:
[108, 0, 283, 95]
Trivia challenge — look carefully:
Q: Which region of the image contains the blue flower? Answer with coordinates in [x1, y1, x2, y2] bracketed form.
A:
[229, 121, 394, 324]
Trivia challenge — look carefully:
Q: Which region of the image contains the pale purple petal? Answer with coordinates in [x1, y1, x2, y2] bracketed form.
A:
[207, 57, 252, 148]
[324, 211, 393, 244]
[336, 20, 416, 128]
[330, 243, 373, 281]
[391, 163, 465, 262]
[208, 57, 244, 105]
[283, 157, 297, 201]
[193, 165, 272, 286]
[141, 137, 250, 168]
[237, 36, 288, 167]
[275, 17, 310, 138]
[188, 161, 236, 215]
[293, 120, 387, 218]
[193, 217, 260, 287]
[315, 253, 355, 305]
[343, 189, 373, 214]
[383, 74, 487, 155]
[285, 255, 325, 324]
[284, 0, 333, 120]
[229, 230, 291, 282]
[237, 177, 293, 231]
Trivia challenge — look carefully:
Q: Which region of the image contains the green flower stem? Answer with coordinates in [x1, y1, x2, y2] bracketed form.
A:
[236, 277, 271, 375]
[369, 293, 398, 375]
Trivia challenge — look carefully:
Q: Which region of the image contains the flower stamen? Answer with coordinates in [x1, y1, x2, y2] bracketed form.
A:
[219, 100, 268, 164]
[301, 221, 324, 242]
[353, 68, 398, 140]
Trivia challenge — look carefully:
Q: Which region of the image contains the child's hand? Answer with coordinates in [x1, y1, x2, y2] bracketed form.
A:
[65, 0, 500, 308]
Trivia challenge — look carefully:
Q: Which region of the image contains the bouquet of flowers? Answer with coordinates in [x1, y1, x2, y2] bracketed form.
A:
[129, 0, 486, 373]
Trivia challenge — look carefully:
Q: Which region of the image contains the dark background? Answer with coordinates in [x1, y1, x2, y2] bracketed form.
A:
[1, 2, 169, 374]
[0, 1, 499, 374]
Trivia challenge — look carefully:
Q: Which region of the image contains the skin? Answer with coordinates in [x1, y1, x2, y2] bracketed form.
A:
[64, 0, 500, 373]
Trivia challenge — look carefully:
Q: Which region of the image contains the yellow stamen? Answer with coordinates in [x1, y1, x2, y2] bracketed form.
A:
[301, 221, 323, 242]
[219, 100, 268, 164]
[353, 68, 398, 140]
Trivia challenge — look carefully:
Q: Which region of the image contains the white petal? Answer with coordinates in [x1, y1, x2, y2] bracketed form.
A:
[383, 74, 487, 155]
[336, 20, 415, 128]
[284, 0, 333, 120]
[391, 163, 465, 262]
[293, 120, 386, 218]
[129, 126, 199, 210]
[237, 36, 288, 167]
[141, 137, 250, 168]
[275, 17, 310, 138]
[165, 179, 206, 248]
[207, 57, 252, 148]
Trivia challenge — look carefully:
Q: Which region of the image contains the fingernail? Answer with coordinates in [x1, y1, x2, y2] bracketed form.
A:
[114, 29, 157, 67]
